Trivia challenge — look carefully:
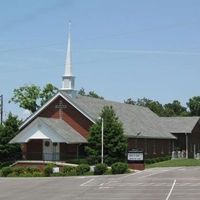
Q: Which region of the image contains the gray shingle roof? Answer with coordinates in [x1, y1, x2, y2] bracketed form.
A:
[61, 92, 176, 139]
[10, 117, 87, 144]
[162, 117, 200, 134]
[40, 117, 87, 143]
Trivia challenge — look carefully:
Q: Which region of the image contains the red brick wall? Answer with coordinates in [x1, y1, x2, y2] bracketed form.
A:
[60, 143, 78, 160]
[39, 96, 93, 138]
[26, 140, 43, 160]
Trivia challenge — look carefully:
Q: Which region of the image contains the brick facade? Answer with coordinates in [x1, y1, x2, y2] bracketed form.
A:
[19, 96, 200, 161]
[128, 138, 172, 158]
[39, 96, 93, 138]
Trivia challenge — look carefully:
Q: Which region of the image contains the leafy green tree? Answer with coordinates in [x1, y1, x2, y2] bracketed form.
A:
[88, 91, 104, 99]
[40, 84, 58, 106]
[164, 100, 188, 116]
[145, 100, 164, 116]
[0, 113, 22, 162]
[124, 98, 136, 105]
[125, 97, 165, 116]
[187, 96, 200, 116]
[10, 83, 58, 113]
[85, 106, 127, 165]
[78, 88, 86, 96]
[78, 88, 104, 99]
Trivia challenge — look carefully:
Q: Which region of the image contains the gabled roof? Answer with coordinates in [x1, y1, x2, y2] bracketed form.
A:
[19, 91, 95, 130]
[19, 91, 176, 140]
[61, 92, 176, 139]
[162, 117, 200, 134]
[10, 117, 87, 144]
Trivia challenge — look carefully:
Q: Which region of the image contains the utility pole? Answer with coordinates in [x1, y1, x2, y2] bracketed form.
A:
[0, 95, 3, 125]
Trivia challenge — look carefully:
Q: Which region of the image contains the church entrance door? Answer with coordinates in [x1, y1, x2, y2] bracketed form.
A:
[43, 139, 60, 161]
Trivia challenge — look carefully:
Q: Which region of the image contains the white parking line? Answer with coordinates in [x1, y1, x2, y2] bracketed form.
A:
[166, 179, 176, 200]
[117, 170, 143, 180]
[80, 178, 95, 186]
[139, 170, 169, 178]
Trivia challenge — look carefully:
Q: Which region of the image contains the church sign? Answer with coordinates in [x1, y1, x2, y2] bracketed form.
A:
[127, 149, 144, 163]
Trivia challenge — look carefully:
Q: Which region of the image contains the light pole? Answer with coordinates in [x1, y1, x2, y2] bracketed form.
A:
[0, 95, 3, 125]
[101, 117, 104, 164]
[98, 117, 104, 164]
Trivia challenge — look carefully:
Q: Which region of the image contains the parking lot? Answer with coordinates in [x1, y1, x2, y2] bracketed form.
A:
[1, 167, 200, 200]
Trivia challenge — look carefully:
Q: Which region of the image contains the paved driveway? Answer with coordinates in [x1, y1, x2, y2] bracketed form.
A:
[1, 167, 200, 200]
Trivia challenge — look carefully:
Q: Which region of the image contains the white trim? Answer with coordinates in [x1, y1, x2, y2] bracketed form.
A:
[19, 92, 95, 130]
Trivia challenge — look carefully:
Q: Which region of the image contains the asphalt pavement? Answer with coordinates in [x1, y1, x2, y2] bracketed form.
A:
[1, 166, 200, 200]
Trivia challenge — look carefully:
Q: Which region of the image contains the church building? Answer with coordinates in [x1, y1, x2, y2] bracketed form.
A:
[10, 24, 200, 162]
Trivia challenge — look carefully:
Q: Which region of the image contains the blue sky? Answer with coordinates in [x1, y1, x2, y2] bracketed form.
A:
[0, 0, 200, 118]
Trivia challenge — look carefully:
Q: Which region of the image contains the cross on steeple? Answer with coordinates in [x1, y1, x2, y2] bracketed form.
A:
[55, 100, 67, 119]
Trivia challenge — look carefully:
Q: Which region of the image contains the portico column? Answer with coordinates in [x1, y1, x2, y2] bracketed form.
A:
[185, 133, 188, 159]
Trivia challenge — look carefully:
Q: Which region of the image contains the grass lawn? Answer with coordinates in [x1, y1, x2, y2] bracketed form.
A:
[146, 159, 200, 168]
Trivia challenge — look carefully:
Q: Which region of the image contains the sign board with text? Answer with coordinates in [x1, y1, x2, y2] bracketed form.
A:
[127, 149, 144, 163]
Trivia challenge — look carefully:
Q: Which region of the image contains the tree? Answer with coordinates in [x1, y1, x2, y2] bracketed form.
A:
[124, 98, 136, 105]
[0, 113, 22, 162]
[10, 83, 58, 113]
[78, 88, 104, 99]
[78, 88, 86, 96]
[187, 96, 200, 116]
[40, 84, 58, 106]
[164, 100, 188, 116]
[85, 106, 127, 165]
[125, 97, 165, 116]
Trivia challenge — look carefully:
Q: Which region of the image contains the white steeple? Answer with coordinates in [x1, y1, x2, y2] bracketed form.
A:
[61, 21, 76, 97]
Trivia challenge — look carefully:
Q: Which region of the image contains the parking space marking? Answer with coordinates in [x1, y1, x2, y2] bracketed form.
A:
[166, 179, 176, 200]
[139, 170, 169, 178]
[116, 170, 143, 180]
[80, 178, 95, 186]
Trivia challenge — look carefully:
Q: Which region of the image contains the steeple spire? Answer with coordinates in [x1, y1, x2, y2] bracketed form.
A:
[64, 21, 72, 76]
[61, 21, 76, 97]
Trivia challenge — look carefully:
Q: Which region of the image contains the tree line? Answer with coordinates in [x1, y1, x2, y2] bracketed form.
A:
[9, 84, 200, 117]
[124, 97, 200, 117]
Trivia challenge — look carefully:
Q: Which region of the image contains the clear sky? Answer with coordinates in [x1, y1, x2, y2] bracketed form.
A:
[0, 0, 200, 119]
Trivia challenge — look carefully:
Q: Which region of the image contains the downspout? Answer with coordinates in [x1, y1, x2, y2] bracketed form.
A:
[185, 133, 188, 159]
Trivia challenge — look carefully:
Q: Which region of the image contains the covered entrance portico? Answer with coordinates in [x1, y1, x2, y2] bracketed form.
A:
[10, 117, 88, 161]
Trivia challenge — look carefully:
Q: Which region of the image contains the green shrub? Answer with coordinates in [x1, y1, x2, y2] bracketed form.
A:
[104, 168, 112, 175]
[26, 167, 40, 174]
[1, 167, 12, 177]
[18, 173, 33, 177]
[7, 172, 18, 177]
[44, 164, 54, 177]
[50, 172, 65, 177]
[66, 168, 77, 176]
[145, 156, 171, 164]
[76, 164, 90, 175]
[94, 163, 107, 175]
[32, 172, 43, 177]
[0, 162, 12, 169]
[12, 167, 27, 175]
[111, 162, 128, 174]
[62, 165, 76, 174]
